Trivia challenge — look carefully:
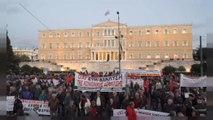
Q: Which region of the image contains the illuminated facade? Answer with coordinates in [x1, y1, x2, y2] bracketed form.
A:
[38, 20, 193, 71]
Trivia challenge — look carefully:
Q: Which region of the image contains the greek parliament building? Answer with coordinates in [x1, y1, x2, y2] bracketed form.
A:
[38, 20, 194, 72]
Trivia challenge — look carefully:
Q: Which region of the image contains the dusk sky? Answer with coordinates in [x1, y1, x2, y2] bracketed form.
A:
[6, 0, 213, 49]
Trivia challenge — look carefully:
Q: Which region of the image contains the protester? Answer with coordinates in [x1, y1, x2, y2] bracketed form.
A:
[6, 70, 207, 118]
[126, 101, 136, 120]
[13, 95, 24, 116]
[48, 93, 59, 120]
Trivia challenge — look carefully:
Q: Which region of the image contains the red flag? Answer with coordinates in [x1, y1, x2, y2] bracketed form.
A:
[170, 80, 174, 91]
[144, 79, 149, 92]
[64, 74, 74, 83]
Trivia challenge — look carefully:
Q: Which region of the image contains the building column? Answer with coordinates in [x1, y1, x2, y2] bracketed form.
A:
[109, 52, 111, 60]
[90, 52, 93, 60]
[102, 52, 104, 61]
[98, 52, 100, 61]
[105, 52, 107, 61]
[94, 52, 96, 60]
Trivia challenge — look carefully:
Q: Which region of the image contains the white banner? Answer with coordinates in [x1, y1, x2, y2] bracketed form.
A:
[122, 69, 161, 76]
[113, 109, 169, 117]
[6, 96, 50, 115]
[75, 73, 125, 88]
[21, 99, 50, 115]
[6, 96, 15, 111]
[127, 78, 144, 86]
[180, 74, 207, 87]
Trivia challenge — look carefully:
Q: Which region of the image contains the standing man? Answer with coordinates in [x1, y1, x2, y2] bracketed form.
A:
[126, 101, 136, 120]
[94, 91, 105, 116]
[48, 93, 59, 120]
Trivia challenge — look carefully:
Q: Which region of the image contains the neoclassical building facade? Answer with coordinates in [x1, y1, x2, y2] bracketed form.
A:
[38, 20, 193, 71]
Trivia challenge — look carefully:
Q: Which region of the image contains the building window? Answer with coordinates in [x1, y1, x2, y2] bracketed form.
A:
[64, 54, 67, 60]
[42, 33, 46, 38]
[71, 32, 75, 37]
[87, 32, 90, 36]
[64, 32, 68, 37]
[129, 31, 133, 35]
[112, 30, 115, 36]
[173, 29, 177, 34]
[78, 42, 82, 48]
[108, 29, 111, 36]
[42, 44, 46, 49]
[138, 30, 142, 35]
[138, 41, 142, 47]
[56, 43, 59, 49]
[97, 32, 100, 36]
[79, 32, 83, 37]
[156, 41, 160, 47]
[86, 42, 90, 48]
[182, 29, 187, 34]
[139, 53, 142, 59]
[108, 40, 110, 46]
[64, 43, 67, 48]
[104, 40, 107, 47]
[49, 32, 53, 38]
[155, 30, 159, 34]
[183, 40, 188, 46]
[173, 41, 178, 46]
[164, 29, 168, 34]
[130, 54, 133, 59]
[155, 54, 160, 58]
[79, 54, 82, 59]
[146, 30, 150, 34]
[112, 40, 114, 47]
[183, 53, 188, 58]
[49, 43, 52, 49]
[129, 41, 134, 47]
[70, 43, 74, 48]
[147, 54, 151, 58]
[104, 30, 107, 36]
[56, 33, 60, 38]
[164, 41, 169, 46]
[49, 54, 53, 59]
[146, 41, 151, 47]
[55, 55, 58, 60]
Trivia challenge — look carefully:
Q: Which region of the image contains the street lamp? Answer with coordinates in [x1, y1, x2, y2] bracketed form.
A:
[117, 11, 121, 74]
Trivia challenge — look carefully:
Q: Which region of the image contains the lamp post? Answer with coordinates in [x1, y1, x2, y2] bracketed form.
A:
[117, 11, 121, 73]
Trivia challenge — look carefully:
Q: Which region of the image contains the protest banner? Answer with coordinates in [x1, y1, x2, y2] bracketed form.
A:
[21, 99, 50, 115]
[180, 74, 207, 87]
[6, 96, 50, 115]
[127, 78, 144, 86]
[122, 69, 161, 77]
[6, 96, 15, 111]
[75, 73, 125, 89]
[113, 109, 169, 117]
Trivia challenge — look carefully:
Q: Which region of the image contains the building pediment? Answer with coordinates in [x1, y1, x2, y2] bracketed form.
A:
[92, 19, 127, 28]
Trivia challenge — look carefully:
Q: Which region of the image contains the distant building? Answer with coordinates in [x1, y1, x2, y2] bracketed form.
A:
[38, 20, 193, 72]
[13, 48, 38, 61]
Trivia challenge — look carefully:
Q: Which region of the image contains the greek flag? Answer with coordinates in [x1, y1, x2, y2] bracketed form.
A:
[105, 10, 110, 16]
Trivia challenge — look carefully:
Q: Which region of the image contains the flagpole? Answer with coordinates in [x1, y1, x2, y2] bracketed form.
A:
[117, 11, 121, 74]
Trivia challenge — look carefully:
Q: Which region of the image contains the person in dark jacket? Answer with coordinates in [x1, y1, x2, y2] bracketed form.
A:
[65, 100, 78, 119]
[20, 86, 33, 100]
[94, 91, 105, 116]
[163, 98, 176, 113]
[13, 95, 24, 116]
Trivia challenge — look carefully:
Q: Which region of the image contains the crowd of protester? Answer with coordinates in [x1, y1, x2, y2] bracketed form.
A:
[6, 70, 207, 119]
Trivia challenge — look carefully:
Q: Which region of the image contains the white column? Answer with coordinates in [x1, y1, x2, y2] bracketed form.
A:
[102, 52, 104, 61]
[94, 52, 96, 60]
[105, 52, 107, 60]
[91, 52, 93, 60]
[98, 52, 100, 61]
